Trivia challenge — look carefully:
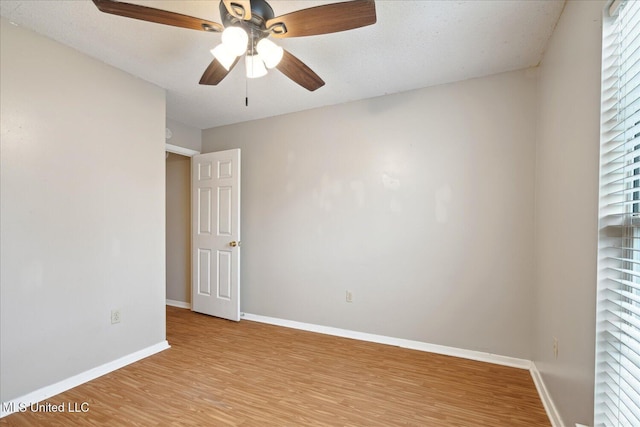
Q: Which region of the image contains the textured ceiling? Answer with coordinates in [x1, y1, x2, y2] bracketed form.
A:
[0, 0, 565, 129]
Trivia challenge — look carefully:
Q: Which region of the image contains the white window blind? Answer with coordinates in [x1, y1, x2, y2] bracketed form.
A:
[596, 0, 640, 426]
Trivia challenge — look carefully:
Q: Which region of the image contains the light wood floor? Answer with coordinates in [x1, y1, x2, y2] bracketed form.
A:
[1, 306, 549, 426]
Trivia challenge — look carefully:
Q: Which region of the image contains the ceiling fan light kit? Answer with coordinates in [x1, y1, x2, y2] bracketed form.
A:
[256, 38, 283, 69]
[210, 44, 236, 71]
[91, 0, 377, 91]
[220, 26, 250, 56]
[212, 24, 281, 78]
[245, 54, 268, 78]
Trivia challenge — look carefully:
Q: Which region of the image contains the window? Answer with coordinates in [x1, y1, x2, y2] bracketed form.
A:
[596, 0, 640, 425]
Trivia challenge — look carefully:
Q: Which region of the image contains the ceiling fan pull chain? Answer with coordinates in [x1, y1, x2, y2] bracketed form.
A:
[246, 29, 252, 107]
[245, 57, 249, 106]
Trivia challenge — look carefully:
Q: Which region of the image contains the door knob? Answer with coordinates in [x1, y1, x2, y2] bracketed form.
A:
[229, 241, 238, 247]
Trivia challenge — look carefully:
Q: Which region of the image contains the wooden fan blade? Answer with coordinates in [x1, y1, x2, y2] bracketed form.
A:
[266, 0, 376, 38]
[92, 0, 223, 32]
[276, 50, 325, 91]
[199, 57, 240, 86]
[222, 0, 252, 20]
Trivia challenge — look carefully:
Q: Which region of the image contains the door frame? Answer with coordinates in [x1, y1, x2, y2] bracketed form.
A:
[166, 143, 200, 157]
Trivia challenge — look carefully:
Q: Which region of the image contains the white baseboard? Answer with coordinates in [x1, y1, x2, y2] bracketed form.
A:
[0, 340, 170, 418]
[530, 361, 563, 427]
[241, 313, 531, 370]
[166, 299, 191, 309]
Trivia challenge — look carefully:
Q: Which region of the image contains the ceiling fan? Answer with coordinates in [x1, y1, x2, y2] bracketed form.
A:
[91, 0, 377, 91]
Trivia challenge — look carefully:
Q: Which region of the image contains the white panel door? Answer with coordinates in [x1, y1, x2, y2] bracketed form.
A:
[191, 149, 240, 321]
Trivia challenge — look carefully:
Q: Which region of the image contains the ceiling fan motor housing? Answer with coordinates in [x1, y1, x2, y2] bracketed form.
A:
[219, 0, 274, 48]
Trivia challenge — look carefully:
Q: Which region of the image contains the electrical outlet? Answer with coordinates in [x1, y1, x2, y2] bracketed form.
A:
[346, 291, 353, 303]
[553, 337, 558, 359]
[111, 309, 121, 324]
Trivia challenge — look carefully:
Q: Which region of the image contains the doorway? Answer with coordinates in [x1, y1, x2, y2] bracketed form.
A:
[164, 145, 241, 321]
[166, 152, 192, 308]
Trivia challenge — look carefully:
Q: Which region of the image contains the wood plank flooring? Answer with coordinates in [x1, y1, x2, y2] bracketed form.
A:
[1, 306, 550, 426]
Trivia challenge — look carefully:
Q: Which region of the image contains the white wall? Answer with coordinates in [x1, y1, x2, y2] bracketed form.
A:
[532, 1, 604, 425]
[166, 118, 201, 152]
[166, 153, 191, 304]
[202, 69, 538, 359]
[0, 18, 166, 402]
